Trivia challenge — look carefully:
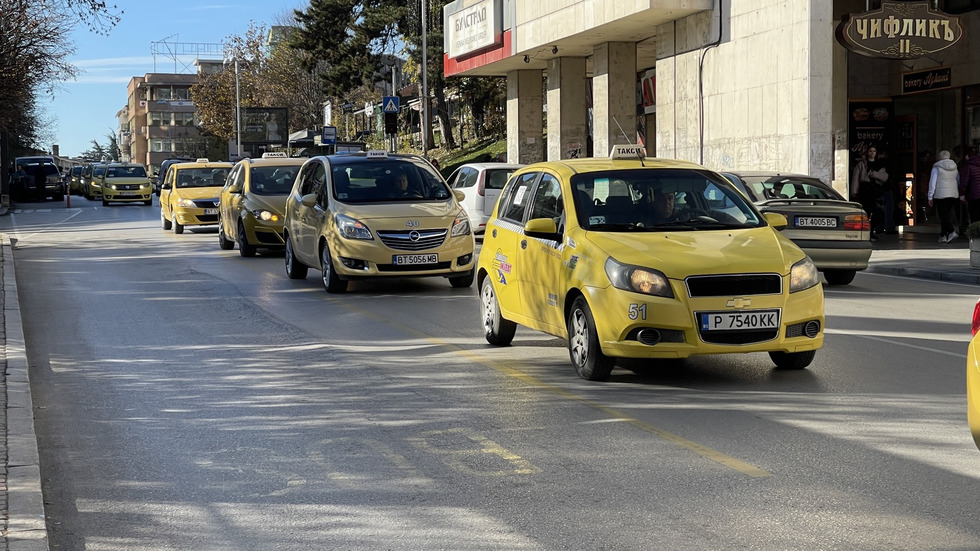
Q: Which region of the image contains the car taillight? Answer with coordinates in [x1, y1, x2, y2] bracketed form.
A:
[477, 178, 485, 197]
[843, 213, 870, 231]
[972, 299, 980, 335]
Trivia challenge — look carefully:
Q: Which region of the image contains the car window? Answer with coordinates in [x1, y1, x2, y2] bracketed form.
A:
[498, 172, 538, 223]
[175, 168, 231, 188]
[741, 176, 843, 201]
[107, 166, 146, 178]
[298, 162, 323, 196]
[251, 166, 299, 195]
[571, 168, 763, 231]
[94, 166, 107, 178]
[529, 174, 563, 221]
[485, 169, 513, 190]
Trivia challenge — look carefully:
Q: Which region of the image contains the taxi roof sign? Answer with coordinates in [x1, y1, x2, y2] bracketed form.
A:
[261, 152, 288, 158]
[609, 144, 647, 159]
[366, 150, 389, 159]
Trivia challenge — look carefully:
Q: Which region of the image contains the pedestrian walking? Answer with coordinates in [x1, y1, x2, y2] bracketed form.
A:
[32, 164, 46, 201]
[851, 145, 885, 239]
[9, 164, 27, 200]
[959, 146, 980, 226]
[927, 150, 960, 243]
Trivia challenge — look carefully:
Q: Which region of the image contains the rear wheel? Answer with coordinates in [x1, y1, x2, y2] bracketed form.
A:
[284, 236, 308, 279]
[237, 221, 256, 257]
[161, 207, 172, 230]
[218, 221, 234, 250]
[823, 269, 856, 286]
[320, 243, 347, 293]
[567, 297, 615, 381]
[480, 277, 516, 346]
[769, 350, 815, 370]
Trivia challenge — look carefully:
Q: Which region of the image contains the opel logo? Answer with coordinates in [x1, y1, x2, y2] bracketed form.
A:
[409, 230, 421, 241]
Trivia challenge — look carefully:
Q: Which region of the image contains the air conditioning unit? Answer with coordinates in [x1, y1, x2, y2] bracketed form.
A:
[139, 92, 146, 99]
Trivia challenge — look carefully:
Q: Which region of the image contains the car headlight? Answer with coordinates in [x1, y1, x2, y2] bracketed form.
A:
[604, 257, 674, 298]
[107, 184, 117, 190]
[336, 213, 373, 240]
[451, 210, 471, 237]
[250, 209, 280, 222]
[177, 198, 197, 208]
[789, 256, 820, 293]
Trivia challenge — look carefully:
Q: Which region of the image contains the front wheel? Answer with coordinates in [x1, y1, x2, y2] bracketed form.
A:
[218, 221, 234, 250]
[823, 269, 856, 286]
[237, 221, 256, 257]
[173, 219, 184, 234]
[161, 207, 172, 230]
[284, 236, 308, 279]
[320, 243, 347, 293]
[449, 270, 474, 288]
[567, 297, 615, 381]
[769, 350, 815, 370]
[480, 277, 516, 346]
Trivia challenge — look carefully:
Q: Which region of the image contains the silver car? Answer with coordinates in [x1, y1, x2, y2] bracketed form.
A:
[446, 162, 524, 236]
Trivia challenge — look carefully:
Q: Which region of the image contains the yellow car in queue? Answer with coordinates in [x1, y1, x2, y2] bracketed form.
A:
[968, 299, 980, 449]
[160, 159, 234, 234]
[477, 145, 825, 381]
[83, 162, 107, 200]
[101, 162, 153, 205]
[282, 150, 475, 293]
[218, 153, 305, 256]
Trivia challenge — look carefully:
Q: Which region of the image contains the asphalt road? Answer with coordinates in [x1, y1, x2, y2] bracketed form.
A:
[3, 198, 979, 550]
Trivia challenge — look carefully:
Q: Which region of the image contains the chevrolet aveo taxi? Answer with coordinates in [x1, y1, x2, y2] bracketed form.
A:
[218, 153, 305, 256]
[282, 150, 475, 293]
[160, 159, 234, 234]
[477, 146, 825, 381]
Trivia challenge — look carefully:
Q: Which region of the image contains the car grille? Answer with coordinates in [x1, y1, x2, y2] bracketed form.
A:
[377, 229, 448, 251]
[193, 199, 219, 208]
[685, 274, 782, 297]
[116, 184, 143, 190]
[196, 215, 218, 223]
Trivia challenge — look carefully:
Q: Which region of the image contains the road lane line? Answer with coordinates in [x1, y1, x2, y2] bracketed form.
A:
[332, 299, 771, 478]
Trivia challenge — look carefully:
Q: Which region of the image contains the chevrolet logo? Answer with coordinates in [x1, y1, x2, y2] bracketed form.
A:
[726, 297, 752, 309]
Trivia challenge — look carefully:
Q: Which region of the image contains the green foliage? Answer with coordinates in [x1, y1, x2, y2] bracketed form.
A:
[966, 221, 980, 239]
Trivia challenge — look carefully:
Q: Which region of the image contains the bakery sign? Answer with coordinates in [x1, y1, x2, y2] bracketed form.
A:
[835, 1, 963, 59]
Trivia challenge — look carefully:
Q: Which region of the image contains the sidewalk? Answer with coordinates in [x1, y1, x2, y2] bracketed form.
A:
[0, 224, 973, 551]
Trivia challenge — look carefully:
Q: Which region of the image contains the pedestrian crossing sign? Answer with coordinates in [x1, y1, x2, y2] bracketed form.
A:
[383, 96, 399, 113]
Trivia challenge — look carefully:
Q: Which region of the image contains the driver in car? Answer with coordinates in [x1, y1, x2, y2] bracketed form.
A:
[640, 185, 675, 225]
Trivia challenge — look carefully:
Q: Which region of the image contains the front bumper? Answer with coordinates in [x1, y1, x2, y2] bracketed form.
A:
[174, 207, 219, 226]
[330, 234, 476, 279]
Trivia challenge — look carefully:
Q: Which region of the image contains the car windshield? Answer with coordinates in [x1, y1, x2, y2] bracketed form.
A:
[251, 166, 299, 195]
[106, 166, 147, 178]
[571, 168, 764, 231]
[176, 168, 231, 188]
[331, 158, 451, 203]
[736, 175, 843, 201]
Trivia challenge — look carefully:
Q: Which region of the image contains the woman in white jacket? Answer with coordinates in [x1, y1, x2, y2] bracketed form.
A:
[928, 150, 961, 243]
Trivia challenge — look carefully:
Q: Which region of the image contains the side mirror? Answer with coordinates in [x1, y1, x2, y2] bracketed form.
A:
[453, 189, 465, 202]
[524, 217, 559, 240]
[764, 212, 788, 230]
[301, 193, 318, 207]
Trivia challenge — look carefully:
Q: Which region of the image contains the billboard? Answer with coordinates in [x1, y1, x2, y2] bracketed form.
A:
[241, 107, 288, 145]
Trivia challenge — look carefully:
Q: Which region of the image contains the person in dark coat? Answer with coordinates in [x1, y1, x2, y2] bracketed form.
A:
[32, 165, 46, 202]
[960, 146, 980, 224]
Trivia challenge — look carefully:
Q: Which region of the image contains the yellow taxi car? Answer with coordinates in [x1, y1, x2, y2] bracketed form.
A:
[101, 162, 153, 205]
[82, 162, 107, 200]
[160, 158, 234, 234]
[282, 150, 475, 293]
[218, 153, 305, 256]
[477, 145, 824, 381]
[968, 299, 980, 449]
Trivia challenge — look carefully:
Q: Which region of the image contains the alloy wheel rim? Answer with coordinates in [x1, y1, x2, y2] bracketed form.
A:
[570, 310, 588, 366]
[481, 285, 494, 333]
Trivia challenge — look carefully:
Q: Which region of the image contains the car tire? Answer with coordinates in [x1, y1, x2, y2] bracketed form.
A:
[449, 270, 475, 288]
[143, 199, 152, 206]
[480, 277, 516, 346]
[769, 350, 815, 370]
[102, 197, 109, 206]
[237, 221, 256, 257]
[567, 296, 615, 381]
[173, 219, 184, 234]
[284, 236, 308, 280]
[54, 193, 64, 202]
[823, 269, 856, 286]
[161, 207, 172, 230]
[218, 222, 234, 250]
[320, 243, 347, 293]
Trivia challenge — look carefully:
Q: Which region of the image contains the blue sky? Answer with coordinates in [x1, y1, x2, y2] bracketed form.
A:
[47, 1, 304, 157]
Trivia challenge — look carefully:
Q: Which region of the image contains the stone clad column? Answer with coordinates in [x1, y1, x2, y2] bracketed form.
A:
[593, 42, 637, 157]
[547, 57, 588, 161]
[507, 69, 544, 164]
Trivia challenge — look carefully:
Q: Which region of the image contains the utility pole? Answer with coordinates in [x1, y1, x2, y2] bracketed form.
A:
[421, 0, 429, 155]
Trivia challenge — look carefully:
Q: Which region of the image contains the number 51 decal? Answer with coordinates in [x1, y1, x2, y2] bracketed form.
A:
[628, 303, 647, 320]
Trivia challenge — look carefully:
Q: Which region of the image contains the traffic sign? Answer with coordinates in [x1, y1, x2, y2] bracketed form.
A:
[382, 96, 400, 114]
[321, 126, 337, 145]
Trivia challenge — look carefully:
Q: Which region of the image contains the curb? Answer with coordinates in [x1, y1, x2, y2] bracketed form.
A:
[866, 264, 980, 285]
[3, 235, 48, 550]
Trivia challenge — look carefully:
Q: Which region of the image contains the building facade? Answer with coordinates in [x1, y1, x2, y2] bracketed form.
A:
[443, 0, 980, 229]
